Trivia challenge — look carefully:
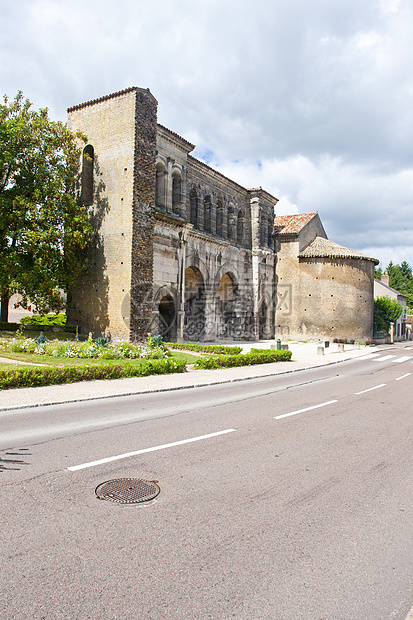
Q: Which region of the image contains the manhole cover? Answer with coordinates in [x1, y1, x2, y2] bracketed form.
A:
[95, 478, 160, 504]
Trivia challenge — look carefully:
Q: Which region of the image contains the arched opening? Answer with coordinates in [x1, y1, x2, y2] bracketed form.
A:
[267, 217, 273, 247]
[217, 272, 237, 338]
[189, 188, 198, 228]
[158, 294, 176, 341]
[80, 145, 94, 205]
[228, 205, 236, 243]
[237, 211, 244, 245]
[216, 200, 223, 237]
[172, 172, 181, 215]
[184, 266, 205, 340]
[155, 162, 167, 211]
[259, 301, 269, 339]
[260, 216, 268, 247]
[204, 195, 212, 233]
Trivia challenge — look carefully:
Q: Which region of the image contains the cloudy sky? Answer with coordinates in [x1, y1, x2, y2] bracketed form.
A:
[1, 0, 412, 269]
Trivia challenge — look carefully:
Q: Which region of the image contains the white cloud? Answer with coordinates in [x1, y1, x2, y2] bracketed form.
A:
[1, 0, 412, 267]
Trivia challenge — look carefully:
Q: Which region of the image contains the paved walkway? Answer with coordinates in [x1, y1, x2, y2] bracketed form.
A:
[0, 341, 381, 412]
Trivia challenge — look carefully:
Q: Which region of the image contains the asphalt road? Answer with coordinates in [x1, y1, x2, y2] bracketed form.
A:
[1, 344, 413, 619]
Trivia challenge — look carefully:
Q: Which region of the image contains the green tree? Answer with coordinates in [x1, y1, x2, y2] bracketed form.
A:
[0, 91, 92, 321]
[385, 261, 413, 309]
[373, 296, 403, 334]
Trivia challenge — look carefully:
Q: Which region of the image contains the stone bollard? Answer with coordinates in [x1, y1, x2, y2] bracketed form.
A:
[281, 344, 289, 351]
[355, 341, 360, 349]
[338, 343, 344, 352]
[317, 346, 325, 355]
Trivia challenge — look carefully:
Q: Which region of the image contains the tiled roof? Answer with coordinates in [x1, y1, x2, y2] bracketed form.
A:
[67, 86, 157, 112]
[273, 213, 318, 234]
[300, 237, 379, 263]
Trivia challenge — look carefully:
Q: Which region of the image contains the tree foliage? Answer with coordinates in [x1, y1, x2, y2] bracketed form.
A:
[374, 296, 403, 334]
[386, 261, 413, 309]
[0, 91, 92, 320]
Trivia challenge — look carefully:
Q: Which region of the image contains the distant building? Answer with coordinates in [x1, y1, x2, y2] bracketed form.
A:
[274, 213, 379, 341]
[374, 274, 407, 341]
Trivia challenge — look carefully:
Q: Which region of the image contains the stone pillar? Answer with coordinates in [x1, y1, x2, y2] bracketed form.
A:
[130, 88, 158, 341]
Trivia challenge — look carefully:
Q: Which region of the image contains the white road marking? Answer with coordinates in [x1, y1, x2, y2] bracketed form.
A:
[373, 355, 396, 362]
[67, 428, 236, 471]
[275, 400, 338, 420]
[404, 604, 413, 620]
[396, 373, 411, 381]
[354, 384, 386, 395]
[404, 346, 412, 350]
[359, 353, 381, 360]
[391, 356, 412, 363]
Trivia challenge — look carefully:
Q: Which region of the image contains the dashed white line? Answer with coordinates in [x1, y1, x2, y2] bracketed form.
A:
[391, 356, 412, 363]
[359, 353, 381, 360]
[67, 428, 236, 471]
[396, 373, 411, 381]
[373, 355, 396, 362]
[275, 400, 338, 420]
[354, 384, 386, 395]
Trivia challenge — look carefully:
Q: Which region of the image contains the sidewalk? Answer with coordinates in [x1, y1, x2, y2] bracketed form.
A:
[0, 341, 381, 412]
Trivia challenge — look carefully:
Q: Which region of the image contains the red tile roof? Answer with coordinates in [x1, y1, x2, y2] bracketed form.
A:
[273, 213, 318, 234]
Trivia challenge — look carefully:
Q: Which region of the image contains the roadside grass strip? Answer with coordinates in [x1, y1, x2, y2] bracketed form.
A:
[68, 429, 236, 471]
[275, 400, 338, 420]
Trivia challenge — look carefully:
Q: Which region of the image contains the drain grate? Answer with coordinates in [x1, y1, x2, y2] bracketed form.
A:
[95, 478, 160, 504]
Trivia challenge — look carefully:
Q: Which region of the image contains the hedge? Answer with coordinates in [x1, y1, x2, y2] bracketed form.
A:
[0, 358, 187, 390]
[0, 322, 77, 334]
[194, 348, 292, 370]
[165, 342, 243, 355]
[21, 313, 67, 326]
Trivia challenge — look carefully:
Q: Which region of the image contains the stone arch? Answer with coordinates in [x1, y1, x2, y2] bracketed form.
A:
[184, 265, 205, 341]
[189, 187, 198, 228]
[216, 269, 239, 339]
[237, 210, 244, 245]
[172, 169, 182, 215]
[216, 199, 224, 237]
[228, 204, 236, 243]
[258, 296, 271, 339]
[155, 160, 167, 211]
[204, 194, 212, 234]
[153, 285, 178, 341]
[80, 144, 94, 205]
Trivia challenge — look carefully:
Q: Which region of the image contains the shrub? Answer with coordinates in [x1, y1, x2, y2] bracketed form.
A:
[194, 348, 292, 370]
[20, 313, 67, 326]
[0, 358, 187, 390]
[166, 342, 243, 355]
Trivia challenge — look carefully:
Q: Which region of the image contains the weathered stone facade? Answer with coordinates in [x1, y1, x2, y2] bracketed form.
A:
[67, 87, 277, 342]
[274, 214, 378, 341]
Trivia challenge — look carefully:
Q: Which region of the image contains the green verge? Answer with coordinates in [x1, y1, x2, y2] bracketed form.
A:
[0, 358, 187, 390]
[166, 342, 243, 355]
[194, 348, 292, 369]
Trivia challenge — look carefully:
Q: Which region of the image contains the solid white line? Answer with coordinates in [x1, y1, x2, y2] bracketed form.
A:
[354, 384, 386, 395]
[396, 373, 411, 381]
[404, 604, 413, 620]
[391, 356, 412, 363]
[373, 355, 396, 362]
[274, 400, 338, 420]
[67, 429, 236, 471]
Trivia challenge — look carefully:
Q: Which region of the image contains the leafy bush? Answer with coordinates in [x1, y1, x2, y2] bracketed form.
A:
[333, 338, 356, 344]
[0, 358, 187, 390]
[374, 296, 403, 334]
[20, 313, 67, 326]
[194, 348, 292, 370]
[166, 342, 243, 355]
